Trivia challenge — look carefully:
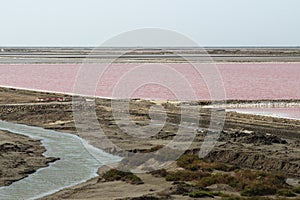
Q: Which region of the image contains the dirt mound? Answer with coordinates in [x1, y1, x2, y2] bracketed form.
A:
[219, 129, 288, 145]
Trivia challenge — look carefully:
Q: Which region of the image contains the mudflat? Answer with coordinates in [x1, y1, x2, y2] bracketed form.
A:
[0, 130, 57, 187]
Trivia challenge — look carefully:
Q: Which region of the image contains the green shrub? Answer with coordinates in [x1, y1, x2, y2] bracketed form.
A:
[277, 189, 297, 197]
[122, 174, 144, 185]
[149, 169, 168, 177]
[241, 182, 277, 196]
[174, 156, 291, 198]
[166, 170, 209, 182]
[228, 179, 239, 188]
[177, 154, 200, 170]
[102, 169, 130, 181]
[234, 169, 286, 192]
[214, 163, 239, 172]
[188, 190, 214, 198]
[101, 169, 143, 185]
[197, 173, 237, 188]
[292, 186, 300, 194]
[166, 171, 189, 182]
[176, 154, 238, 172]
[170, 182, 200, 195]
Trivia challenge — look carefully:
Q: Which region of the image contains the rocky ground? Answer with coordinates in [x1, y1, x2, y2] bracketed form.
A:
[0, 87, 299, 199]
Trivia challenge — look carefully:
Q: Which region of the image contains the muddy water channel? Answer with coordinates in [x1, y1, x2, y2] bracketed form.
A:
[0, 120, 121, 200]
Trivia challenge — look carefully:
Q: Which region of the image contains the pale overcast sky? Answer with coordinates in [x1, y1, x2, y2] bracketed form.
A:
[0, 0, 299, 47]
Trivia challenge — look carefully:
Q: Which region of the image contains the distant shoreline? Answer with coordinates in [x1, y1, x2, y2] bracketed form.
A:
[1, 47, 300, 63]
[1, 85, 300, 103]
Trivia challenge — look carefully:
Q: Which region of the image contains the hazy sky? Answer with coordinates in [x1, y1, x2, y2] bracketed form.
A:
[0, 0, 299, 47]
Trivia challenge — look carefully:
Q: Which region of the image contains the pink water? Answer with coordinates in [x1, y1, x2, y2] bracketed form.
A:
[0, 63, 299, 101]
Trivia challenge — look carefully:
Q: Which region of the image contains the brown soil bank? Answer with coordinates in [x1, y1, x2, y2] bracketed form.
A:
[0, 87, 299, 199]
[0, 87, 299, 177]
[0, 130, 57, 186]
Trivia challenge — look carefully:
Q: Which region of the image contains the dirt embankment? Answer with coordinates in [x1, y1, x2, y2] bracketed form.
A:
[0, 130, 58, 186]
[0, 87, 300, 199]
[0, 95, 299, 177]
[206, 129, 300, 178]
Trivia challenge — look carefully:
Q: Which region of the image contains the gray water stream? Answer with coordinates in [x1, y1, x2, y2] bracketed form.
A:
[0, 120, 121, 200]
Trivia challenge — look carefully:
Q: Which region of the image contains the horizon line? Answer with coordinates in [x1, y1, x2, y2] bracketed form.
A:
[1, 46, 300, 49]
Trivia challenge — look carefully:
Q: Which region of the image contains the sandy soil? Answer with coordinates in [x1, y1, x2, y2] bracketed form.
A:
[42, 166, 175, 200]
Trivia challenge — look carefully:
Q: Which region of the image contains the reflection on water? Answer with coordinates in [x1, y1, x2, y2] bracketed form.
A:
[0, 120, 121, 200]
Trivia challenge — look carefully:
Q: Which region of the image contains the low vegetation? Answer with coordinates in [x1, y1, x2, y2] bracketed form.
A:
[277, 189, 297, 197]
[166, 170, 209, 182]
[292, 186, 300, 194]
[196, 173, 238, 188]
[155, 154, 300, 199]
[235, 170, 287, 196]
[149, 168, 168, 177]
[101, 169, 144, 185]
[177, 154, 238, 172]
